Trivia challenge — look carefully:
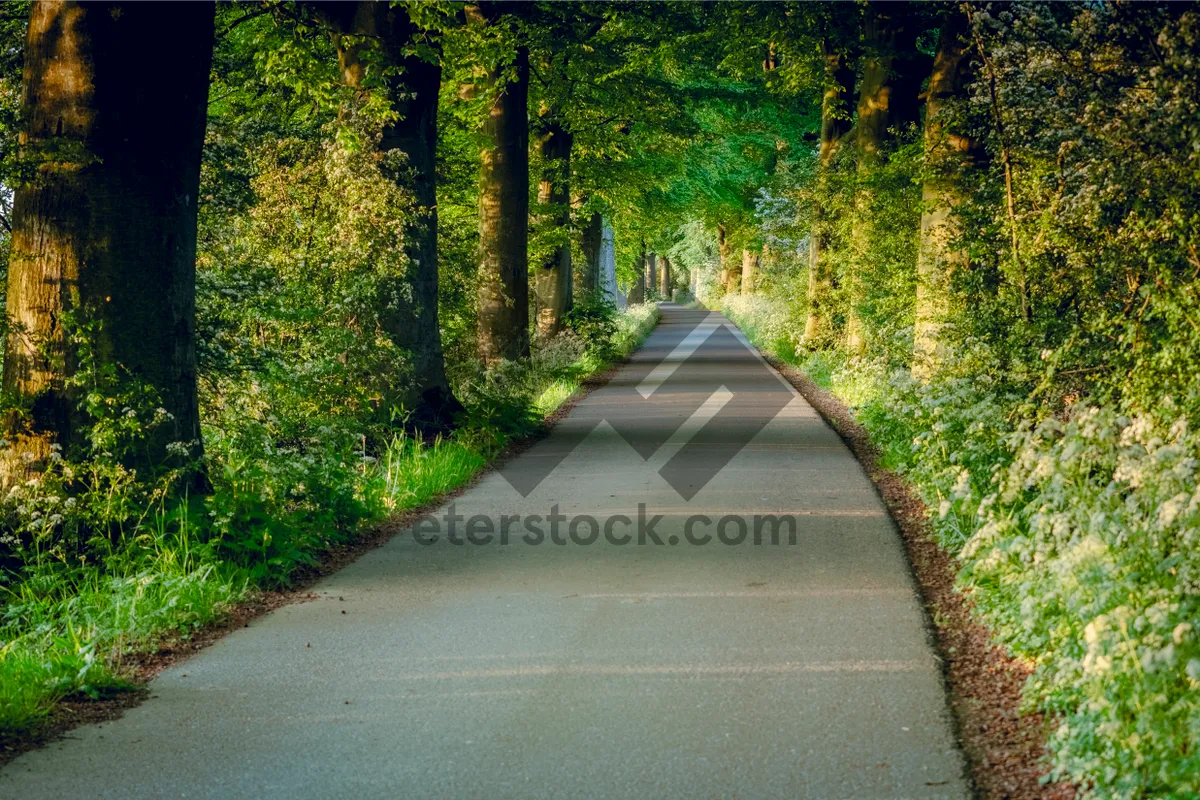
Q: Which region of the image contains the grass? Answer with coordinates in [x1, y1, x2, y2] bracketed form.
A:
[1, 549, 244, 732]
[0, 303, 661, 740]
[376, 436, 489, 513]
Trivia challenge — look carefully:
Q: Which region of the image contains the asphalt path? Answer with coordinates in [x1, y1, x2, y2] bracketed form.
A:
[1, 304, 968, 799]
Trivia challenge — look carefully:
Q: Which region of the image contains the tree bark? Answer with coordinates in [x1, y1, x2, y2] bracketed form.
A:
[659, 255, 671, 299]
[724, 257, 741, 296]
[913, 9, 976, 379]
[855, 3, 919, 163]
[629, 240, 646, 304]
[717, 224, 733, 296]
[803, 38, 854, 346]
[580, 210, 602, 298]
[600, 220, 620, 306]
[534, 118, 572, 337]
[1, 1, 213, 487]
[476, 10, 530, 365]
[324, 1, 460, 427]
[645, 251, 657, 296]
[740, 249, 758, 294]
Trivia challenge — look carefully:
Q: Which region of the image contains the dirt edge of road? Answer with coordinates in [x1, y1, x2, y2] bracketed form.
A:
[762, 353, 1078, 800]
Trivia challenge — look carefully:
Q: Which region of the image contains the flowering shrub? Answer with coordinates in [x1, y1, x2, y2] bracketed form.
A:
[722, 295, 799, 360]
[964, 408, 1200, 795]
[730, 299, 1200, 798]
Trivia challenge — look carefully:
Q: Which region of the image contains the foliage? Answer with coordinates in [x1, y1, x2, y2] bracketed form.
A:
[730, 299, 1200, 797]
[0, 2, 1198, 794]
[0, 2, 669, 739]
[563, 294, 621, 360]
[721, 12, 1200, 786]
[722, 295, 799, 362]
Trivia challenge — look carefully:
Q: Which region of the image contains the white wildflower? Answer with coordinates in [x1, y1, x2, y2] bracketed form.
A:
[1157, 492, 1190, 528]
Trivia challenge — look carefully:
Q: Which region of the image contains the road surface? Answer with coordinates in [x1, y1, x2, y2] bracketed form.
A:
[1, 304, 968, 799]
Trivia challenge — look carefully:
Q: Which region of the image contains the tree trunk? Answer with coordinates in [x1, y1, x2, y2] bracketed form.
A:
[855, 3, 919, 161]
[477, 16, 530, 365]
[1, 1, 213, 488]
[724, 246, 742, 296]
[740, 249, 758, 294]
[629, 240, 646, 304]
[847, 2, 920, 355]
[325, 1, 460, 427]
[659, 255, 671, 299]
[600, 220, 621, 306]
[534, 119, 572, 337]
[803, 39, 854, 346]
[717, 224, 733, 296]
[580, 210, 602, 298]
[891, 13, 930, 136]
[913, 10, 976, 379]
[646, 252, 657, 296]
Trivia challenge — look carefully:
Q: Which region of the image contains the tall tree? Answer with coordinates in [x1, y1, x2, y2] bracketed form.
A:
[846, 2, 922, 354]
[741, 248, 758, 294]
[646, 251, 658, 295]
[717, 223, 733, 295]
[522, 4, 617, 317]
[322, 1, 460, 426]
[725, 240, 743, 296]
[802, 37, 855, 345]
[659, 254, 672, 298]
[1, 1, 214, 486]
[580, 210, 603, 298]
[475, 3, 531, 364]
[534, 114, 572, 336]
[854, 3, 921, 167]
[629, 239, 646, 304]
[913, 9, 976, 379]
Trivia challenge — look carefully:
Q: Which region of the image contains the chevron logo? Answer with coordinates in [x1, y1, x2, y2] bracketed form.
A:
[498, 311, 795, 500]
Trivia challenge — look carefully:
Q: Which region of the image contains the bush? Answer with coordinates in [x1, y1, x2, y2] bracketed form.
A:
[563, 295, 620, 359]
[730, 299, 1200, 798]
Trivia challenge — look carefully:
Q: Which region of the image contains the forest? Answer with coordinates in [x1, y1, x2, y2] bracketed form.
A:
[1, 2, 1199, 798]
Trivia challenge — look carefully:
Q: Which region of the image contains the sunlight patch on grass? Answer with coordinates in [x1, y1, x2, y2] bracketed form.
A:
[378, 436, 487, 512]
[534, 379, 576, 416]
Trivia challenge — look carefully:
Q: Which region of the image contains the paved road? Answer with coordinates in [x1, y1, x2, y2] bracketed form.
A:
[1, 305, 968, 799]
